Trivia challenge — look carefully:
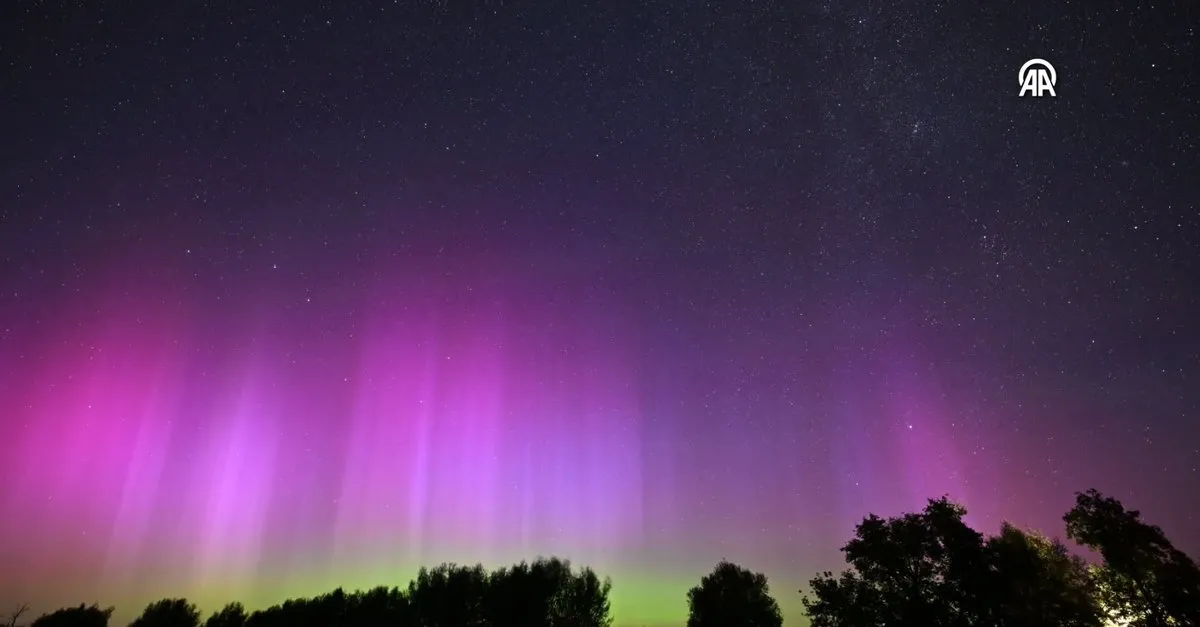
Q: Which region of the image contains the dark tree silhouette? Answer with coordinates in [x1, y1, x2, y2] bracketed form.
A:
[987, 523, 1103, 627]
[244, 600, 292, 627]
[128, 599, 200, 627]
[486, 560, 557, 627]
[803, 497, 990, 627]
[803, 497, 1104, 627]
[308, 588, 348, 627]
[484, 557, 613, 627]
[343, 587, 411, 627]
[406, 563, 489, 627]
[14, 556, 615, 627]
[202, 604, 245, 627]
[1064, 489, 1200, 627]
[29, 605, 113, 627]
[553, 563, 613, 627]
[5, 605, 29, 627]
[246, 587, 413, 627]
[686, 561, 783, 627]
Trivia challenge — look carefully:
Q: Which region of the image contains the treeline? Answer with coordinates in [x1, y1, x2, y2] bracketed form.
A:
[10, 559, 611, 627]
[7, 489, 1199, 627]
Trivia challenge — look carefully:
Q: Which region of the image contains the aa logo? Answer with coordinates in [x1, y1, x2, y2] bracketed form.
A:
[1019, 59, 1057, 97]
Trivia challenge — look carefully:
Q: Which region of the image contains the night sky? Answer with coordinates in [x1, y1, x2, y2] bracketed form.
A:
[1, 2, 1197, 626]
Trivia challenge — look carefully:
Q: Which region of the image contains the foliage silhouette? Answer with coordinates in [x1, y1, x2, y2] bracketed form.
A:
[686, 560, 783, 627]
[29, 605, 113, 627]
[554, 562, 613, 627]
[235, 556, 612, 627]
[406, 564, 489, 627]
[129, 600, 200, 627]
[245, 586, 414, 627]
[202, 604, 245, 627]
[1064, 489, 1200, 627]
[802, 496, 1103, 627]
[987, 523, 1103, 627]
[484, 557, 613, 627]
[802, 497, 981, 627]
[343, 587, 411, 627]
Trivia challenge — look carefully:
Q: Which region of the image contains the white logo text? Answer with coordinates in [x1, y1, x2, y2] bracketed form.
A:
[1019, 59, 1057, 97]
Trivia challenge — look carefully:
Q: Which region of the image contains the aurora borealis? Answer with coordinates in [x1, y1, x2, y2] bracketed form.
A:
[1, 2, 1197, 626]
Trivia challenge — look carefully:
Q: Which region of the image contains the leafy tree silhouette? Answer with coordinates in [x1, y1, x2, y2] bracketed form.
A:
[803, 497, 990, 627]
[803, 496, 1104, 627]
[343, 586, 411, 627]
[30, 605, 113, 627]
[203, 604, 245, 627]
[553, 562, 613, 627]
[309, 588, 348, 627]
[686, 560, 783, 627]
[10, 555, 615, 627]
[406, 563, 489, 627]
[128, 599, 200, 627]
[987, 523, 1103, 627]
[485, 561, 545, 627]
[1064, 489, 1200, 627]
[484, 557, 613, 627]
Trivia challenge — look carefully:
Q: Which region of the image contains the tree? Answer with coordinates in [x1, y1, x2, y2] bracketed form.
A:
[803, 569, 882, 627]
[344, 586, 411, 627]
[986, 523, 1103, 627]
[12, 556, 609, 627]
[129, 599, 200, 627]
[203, 604, 246, 627]
[6, 605, 29, 627]
[30, 605, 113, 627]
[803, 497, 990, 627]
[484, 557, 613, 627]
[407, 563, 488, 627]
[486, 560, 559, 627]
[803, 497, 1105, 627]
[553, 564, 613, 627]
[1064, 489, 1200, 627]
[306, 588, 349, 627]
[687, 561, 783, 627]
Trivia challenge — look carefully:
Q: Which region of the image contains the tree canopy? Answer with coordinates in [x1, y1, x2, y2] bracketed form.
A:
[1065, 489, 1200, 627]
[29, 605, 114, 627]
[242, 557, 610, 627]
[128, 600, 199, 627]
[986, 523, 1103, 627]
[201, 604, 245, 627]
[802, 496, 1107, 627]
[803, 491, 1199, 627]
[686, 560, 783, 627]
[802, 497, 998, 627]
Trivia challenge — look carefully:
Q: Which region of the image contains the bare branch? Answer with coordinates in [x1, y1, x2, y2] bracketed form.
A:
[5, 604, 29, 627]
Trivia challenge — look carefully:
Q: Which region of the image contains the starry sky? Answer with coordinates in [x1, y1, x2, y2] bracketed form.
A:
[1, 2, 1197, 626]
